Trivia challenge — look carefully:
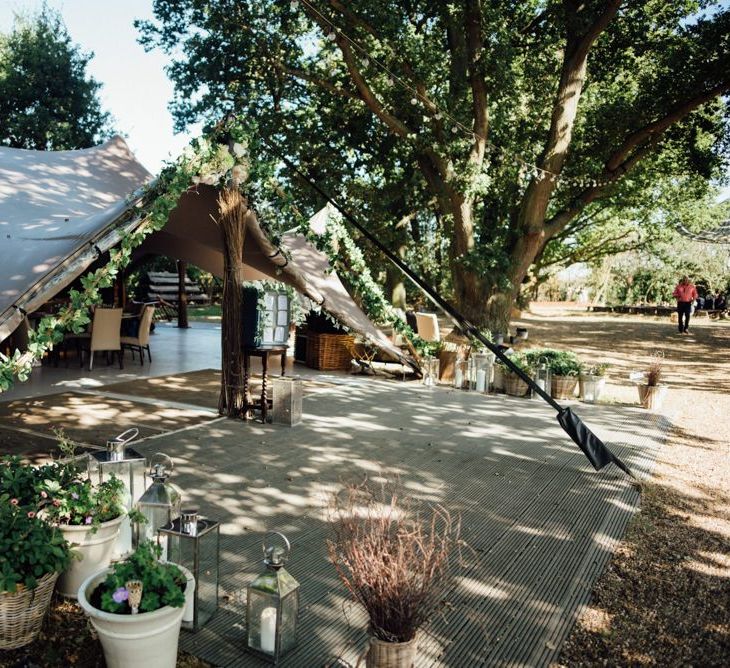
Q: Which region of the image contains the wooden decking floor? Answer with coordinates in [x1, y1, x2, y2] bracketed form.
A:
[132, 378, 667, 667]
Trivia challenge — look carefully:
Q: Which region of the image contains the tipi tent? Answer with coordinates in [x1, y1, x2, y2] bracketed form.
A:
[0, 136, 406, 363]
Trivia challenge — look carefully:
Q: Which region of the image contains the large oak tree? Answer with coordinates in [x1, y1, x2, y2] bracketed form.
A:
[138, 0, 730, 330]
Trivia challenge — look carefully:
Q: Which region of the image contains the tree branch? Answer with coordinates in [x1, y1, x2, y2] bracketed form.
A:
[272, 61, 360, 100]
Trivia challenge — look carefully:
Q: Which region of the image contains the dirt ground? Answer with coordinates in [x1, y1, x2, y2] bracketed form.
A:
[513, 305, 729, 666]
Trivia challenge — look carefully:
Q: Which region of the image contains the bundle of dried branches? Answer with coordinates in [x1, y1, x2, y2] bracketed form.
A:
[647, 352, 664, 386]
[327, 480, 462, 643]
[217, 187, 248, 417]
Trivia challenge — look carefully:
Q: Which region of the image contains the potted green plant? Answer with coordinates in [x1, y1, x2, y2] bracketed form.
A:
[0, 497, 72, 649]
[638, 354, 667, 410]
[41, 475, 127, 599]
[328, 482, 461, 667]
[579, 362, 610, 403]
[499, 352, 532, 397]
[547, 350, 582, 399]
[78, 541, 194, 668]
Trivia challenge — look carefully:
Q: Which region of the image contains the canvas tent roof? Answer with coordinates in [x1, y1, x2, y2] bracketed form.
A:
[0, 137, 406, 363]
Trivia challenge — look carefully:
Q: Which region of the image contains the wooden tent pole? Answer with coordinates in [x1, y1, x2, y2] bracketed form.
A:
[216, 187, 248, 417]
[177, 260, 189, 329]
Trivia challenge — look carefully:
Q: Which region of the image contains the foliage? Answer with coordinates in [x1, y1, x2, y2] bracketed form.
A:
[327, 481, 462, 643]
[0, 499, 71, 593]
[582, 362, 610, 377]
[95, 541, 185, 614]
[497, 350, 533, 374]
[40, 476, 125, 531]
[0, 6, 111, 149]
[137, 1, 730, 328]
[523, 348, 582, 376]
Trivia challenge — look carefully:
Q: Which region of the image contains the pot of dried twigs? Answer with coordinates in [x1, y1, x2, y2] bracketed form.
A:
[328, 480, 462, 668]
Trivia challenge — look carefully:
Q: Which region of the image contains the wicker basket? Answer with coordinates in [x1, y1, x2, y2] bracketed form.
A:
[306, 332, 355, 370]
[551, 375, 578, 400]
[366, 634, 417, 667]
[504, 371, 529, 397]
[0, 571, 59, 650]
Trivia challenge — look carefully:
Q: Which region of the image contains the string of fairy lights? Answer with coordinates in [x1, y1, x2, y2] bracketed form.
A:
[289, 0, 616, 191]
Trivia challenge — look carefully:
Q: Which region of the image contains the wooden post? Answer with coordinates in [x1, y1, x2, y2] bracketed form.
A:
[177, 260, 189, 329]
[217, 188, 248, 417]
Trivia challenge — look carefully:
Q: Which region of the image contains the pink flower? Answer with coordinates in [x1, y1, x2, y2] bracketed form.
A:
[10, 498, 18, 506]
[84, 516, 93, 525]
[52, 499, 61, 507]
[40, 491, 48, 499]
[27, 511, 36, 519]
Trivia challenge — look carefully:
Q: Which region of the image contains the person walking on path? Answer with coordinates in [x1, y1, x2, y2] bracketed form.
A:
[673, 276, 698, 334]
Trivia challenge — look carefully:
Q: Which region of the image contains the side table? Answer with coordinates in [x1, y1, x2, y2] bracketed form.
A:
[243, 345, 288, 422]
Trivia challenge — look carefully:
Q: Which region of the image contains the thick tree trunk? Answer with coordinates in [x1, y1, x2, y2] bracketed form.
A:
[176, 260, 189, 329]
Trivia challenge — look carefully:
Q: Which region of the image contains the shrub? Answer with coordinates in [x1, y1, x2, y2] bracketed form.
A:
[327, 481, 462, 643]
[582, 362, 610, 377]
[0, 498, 71, 592]
[40, 475, 126, 531]
[92, 541, 186, 614]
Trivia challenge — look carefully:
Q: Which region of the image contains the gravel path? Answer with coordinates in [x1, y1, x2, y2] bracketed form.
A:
[512, 306, 729, 666]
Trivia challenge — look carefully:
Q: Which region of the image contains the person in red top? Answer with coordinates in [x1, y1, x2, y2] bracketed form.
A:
[672, 275, 698, 334]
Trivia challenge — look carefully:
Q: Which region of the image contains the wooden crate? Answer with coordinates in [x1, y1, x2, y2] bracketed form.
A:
[306, 332, 354, 370]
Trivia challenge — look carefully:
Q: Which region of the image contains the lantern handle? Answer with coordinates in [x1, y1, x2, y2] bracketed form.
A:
[114, 428, 139, 445]
[150, 452, 174, 473]
[263, 531, 291, 562]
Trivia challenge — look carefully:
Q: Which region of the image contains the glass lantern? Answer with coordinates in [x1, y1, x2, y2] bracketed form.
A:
[453, 357, 469, 389]
[135, 453, 182, 560]
[247, 532, 299, 663]
[88, 428, 146, 558]
[421, 355, 440, 387]
[471, 352, 494, 394]
[533, 357, 551, 398]
[159, 509, 220, 631]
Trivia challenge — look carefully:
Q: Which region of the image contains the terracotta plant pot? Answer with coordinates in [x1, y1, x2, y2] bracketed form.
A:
[579, 375, 606, 403]
[366, 634, 417, 668]
[57, 514, 124, 599]
[638, 384, 667, 410]
[78, 564, 195, 668]
[551, 375, 578, 400]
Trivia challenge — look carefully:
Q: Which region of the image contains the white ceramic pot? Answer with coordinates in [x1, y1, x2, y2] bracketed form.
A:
[78, 563, 194, 668]
[57, 515, 124, 599]
[579, 375, 606, 403]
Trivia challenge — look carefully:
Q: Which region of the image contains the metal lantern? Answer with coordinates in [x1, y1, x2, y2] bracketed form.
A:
[471, 352, 494, 394]
[135, 453, 182, 560]
[272, 376, 303, 426]
[421, 355, 439, 387]
[453, 357, 469, 389]
[159, 509, 220, 631]
[246, 532, 299, 663]
[534, 356, 551, 398]
[88, 428, 146, 558]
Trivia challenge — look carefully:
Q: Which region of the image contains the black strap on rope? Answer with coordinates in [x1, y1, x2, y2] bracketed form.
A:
[12, 304, 27, 316]
[260, 137, 635, 479]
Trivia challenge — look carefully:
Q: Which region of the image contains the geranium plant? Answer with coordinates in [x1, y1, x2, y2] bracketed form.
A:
[91, 541, 186, 614]
[40, 475, 126, 532]
[0, 497, 71, 592]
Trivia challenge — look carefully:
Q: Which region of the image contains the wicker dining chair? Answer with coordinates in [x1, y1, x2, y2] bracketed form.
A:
[120, 305, 155, 365]
[79, 307, 123, 370]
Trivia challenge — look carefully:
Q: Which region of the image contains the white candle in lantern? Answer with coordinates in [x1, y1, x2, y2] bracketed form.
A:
[535, 379, 545, 392]
[260, 607, 277, 653]
[455, 368, 464, 388]
[475, 369, 487, 392]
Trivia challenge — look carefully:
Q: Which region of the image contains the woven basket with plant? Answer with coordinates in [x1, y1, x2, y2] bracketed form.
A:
[327, 481, 462, 667]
